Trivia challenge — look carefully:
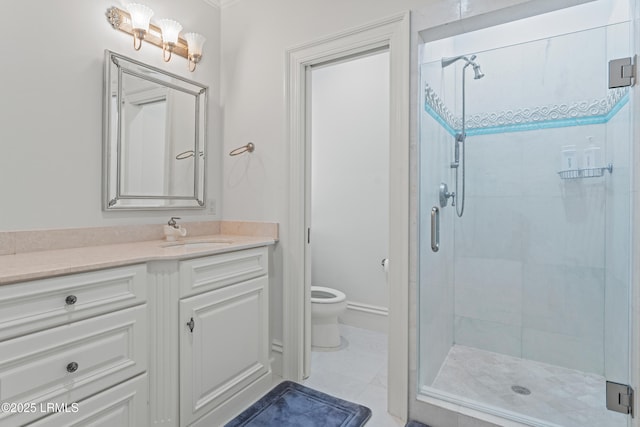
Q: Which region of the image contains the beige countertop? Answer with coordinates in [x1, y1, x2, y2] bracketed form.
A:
[0, 234, 276, 286]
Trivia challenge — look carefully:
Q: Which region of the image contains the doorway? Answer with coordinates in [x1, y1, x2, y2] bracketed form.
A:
[309, 50, 390, 334]
[283, 11, 410, 421]
[302, 50, 395, 424]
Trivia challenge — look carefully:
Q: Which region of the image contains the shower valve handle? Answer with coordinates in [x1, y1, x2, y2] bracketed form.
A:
[439, 183, 455, 207]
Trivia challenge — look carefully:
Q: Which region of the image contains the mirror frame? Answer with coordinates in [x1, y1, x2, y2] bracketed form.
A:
[102, 50, 208, 210]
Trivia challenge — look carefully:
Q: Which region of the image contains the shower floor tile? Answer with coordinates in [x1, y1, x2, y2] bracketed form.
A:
[431, 345, 628, 427]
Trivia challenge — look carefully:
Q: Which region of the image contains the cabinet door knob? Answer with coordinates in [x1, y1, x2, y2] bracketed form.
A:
[66, 362, 79, 373]
[187, 317, 195, 333]
[65, 295, 77, 305]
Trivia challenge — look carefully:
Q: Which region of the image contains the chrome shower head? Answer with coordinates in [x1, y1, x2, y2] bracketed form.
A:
[472, 63, 484, 80]
[441, 54, 484, 79]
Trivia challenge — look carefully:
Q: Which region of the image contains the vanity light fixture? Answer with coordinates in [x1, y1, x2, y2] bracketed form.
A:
[184, 33, 206, 72]
[106, 5, 204, 71]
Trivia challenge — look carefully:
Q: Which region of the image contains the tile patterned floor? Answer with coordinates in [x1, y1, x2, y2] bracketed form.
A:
[431, 345, 628, 427]
[301, 324, 404, 427]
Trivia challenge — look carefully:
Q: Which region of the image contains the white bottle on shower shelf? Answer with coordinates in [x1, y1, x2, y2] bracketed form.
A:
[583, 137, 600, 171]
[561, 145, 577, 171]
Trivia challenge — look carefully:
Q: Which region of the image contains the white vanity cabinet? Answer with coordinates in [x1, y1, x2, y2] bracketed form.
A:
[0, 265, 148, 427]
[0, 243, 272, 427]
[148, 246, 272, 427]
[178, 247, 270, 426]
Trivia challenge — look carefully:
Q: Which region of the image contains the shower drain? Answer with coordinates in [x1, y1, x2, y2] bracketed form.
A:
[511, 385, 531, 395]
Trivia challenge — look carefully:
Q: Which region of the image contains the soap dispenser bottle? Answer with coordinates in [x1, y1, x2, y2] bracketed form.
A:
[583, 136, 600, 177]
[561, 145, 577, 171]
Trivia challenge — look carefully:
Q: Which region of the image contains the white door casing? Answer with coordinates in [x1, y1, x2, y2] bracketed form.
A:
[284, 11, 410, 419]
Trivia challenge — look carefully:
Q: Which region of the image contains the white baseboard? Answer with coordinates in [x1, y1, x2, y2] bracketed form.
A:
[339, 301, 388, 333]
[270, 339, 283, 377]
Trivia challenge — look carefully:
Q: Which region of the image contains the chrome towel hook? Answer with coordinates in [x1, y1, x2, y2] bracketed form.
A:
[229, 142, 255, 156]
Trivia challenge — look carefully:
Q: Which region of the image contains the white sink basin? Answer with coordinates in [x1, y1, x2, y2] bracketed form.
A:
[161, 239, 233, 249]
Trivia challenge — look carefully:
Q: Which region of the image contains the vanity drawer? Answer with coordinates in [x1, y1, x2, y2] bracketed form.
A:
[27, 374, 148, 427]
[0, 305, 147, 426]
[179, 247, 268, 297]
[0, 264, 146, 340]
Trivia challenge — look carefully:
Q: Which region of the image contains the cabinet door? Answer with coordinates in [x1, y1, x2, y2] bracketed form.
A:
[180, 276, 269, 426]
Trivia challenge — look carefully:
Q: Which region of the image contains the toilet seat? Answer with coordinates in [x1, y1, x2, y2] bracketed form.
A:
[311, 286, 346, 304]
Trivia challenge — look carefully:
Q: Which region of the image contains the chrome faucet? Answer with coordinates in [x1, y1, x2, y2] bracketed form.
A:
[168, 217, 181, 229]
[164, 217, 187, 241]
[439, 182, 455, 207]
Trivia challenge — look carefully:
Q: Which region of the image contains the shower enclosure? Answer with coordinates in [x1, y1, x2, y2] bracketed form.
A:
[418, 1, 634, 426]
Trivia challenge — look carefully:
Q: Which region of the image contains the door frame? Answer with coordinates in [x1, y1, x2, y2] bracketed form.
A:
[283, 11, 410, 419]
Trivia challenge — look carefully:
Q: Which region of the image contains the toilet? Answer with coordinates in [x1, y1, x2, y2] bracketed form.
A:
[310, 286, 347, 349]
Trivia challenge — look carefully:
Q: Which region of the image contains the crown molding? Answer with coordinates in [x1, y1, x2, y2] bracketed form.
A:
[202, 0, 239, 8]
[221, 0, 241, 7]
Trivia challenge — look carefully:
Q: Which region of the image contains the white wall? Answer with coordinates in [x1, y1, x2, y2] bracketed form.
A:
[221, 0, 432, 370]
[219, 0, 538, 376]
[422, 0, 630, 63]
[0, 0, 221, 231]
[310, 52, 390, 320]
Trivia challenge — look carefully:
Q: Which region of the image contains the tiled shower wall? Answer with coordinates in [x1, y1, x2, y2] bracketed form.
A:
[453, 125, 611, 375]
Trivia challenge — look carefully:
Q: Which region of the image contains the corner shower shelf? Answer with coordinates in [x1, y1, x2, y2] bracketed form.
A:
[557, 163, 613, 179]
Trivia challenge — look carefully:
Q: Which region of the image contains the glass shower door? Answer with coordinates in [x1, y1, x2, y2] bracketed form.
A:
[417, 3, 633, 426]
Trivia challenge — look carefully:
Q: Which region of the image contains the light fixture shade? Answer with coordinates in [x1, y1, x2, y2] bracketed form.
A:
[185, 32, 206, 57]
[126, 3, 153, 31]
[159, 19, 183, 45]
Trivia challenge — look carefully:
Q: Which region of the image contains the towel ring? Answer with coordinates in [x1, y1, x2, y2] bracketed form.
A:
[176, 150, 204, 160]
[229, 142, 255, 156]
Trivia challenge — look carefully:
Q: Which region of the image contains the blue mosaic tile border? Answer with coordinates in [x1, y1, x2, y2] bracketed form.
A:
[424, 84, 629, 136]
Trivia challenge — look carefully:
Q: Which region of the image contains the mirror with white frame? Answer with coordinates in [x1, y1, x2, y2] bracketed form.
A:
[103, 50, 207, 210]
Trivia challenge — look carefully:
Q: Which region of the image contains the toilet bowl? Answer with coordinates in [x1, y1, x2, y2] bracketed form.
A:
[311, 286, 347, 349]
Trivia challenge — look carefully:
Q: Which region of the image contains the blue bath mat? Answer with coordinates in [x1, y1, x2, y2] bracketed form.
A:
[405, 422, 431, 427]
[225, 381, 371, 427]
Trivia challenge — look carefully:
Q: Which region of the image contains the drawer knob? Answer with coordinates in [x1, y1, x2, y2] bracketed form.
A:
[66, 362, 79, 373]
[65, 295, 77, 305]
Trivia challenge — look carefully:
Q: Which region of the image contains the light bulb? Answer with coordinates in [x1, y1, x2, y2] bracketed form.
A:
[185, 32, 206, 71]
[125, 3, 153, 50]
[159, 19, 183, 61]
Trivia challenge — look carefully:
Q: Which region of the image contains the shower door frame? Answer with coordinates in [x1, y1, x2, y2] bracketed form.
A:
[413, 1, 639, 426]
